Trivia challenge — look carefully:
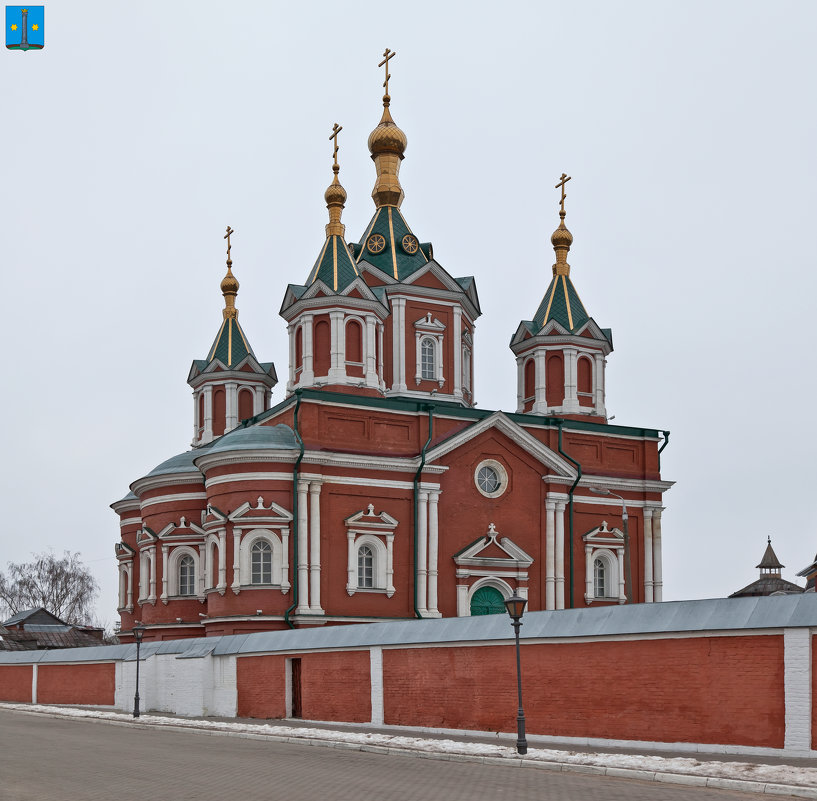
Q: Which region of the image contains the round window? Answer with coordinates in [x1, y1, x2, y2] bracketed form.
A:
[474, 460, 508, 498]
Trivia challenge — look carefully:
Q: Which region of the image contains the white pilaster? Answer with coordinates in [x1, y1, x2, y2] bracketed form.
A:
[555, 500, 566, 610]
[533, 350, 548, 414]
[545, 499, 556, 610]
[309, 482, 323, 614]
[515, 355, 525, 413]
[563, 347, 580, 412]
[653, 508, 663, 602]
[377, 323, 385, 388]
[225, 381, 238, 431]
[392, 298, 407, 391]
[585, 544, 593, 602]
[365, 315, 378, 386]
[346, 530, 356, 595]
[197, 544, 206, 599]
[457, 584, 469, 616]
[370, 647, 384, 726]
[427, 491, 440, 616]
[160, 545, 169, 603]
[594, 353, 606, 416]
[643, 508, 654, 603]
[328, 311, 346, 382]
[218, 530, 227, 591]
[301, 313, 315, 384]
[287, 323, 296, 391]
[231, 528, 241, 593]
[254, 385, 265, 416]
[126, 564, 133, 611]
[297, 481, 310, 613]
[203, 385, 214, 443]
[783, 628, 813, 754]
[453, 306, 463, 399]
[617, 548, 626, 603]
[280, 527, 290, 591]
[417, 490, 429, 615]
[192, 392, 200, 444]
[385, 533, 395, 597]
[148, 550, 156, 603]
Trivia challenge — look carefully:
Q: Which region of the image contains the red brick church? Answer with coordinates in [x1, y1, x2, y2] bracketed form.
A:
[113, 53, 672, 641]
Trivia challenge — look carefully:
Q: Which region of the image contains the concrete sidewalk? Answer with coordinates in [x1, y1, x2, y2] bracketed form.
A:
[3, 703, 816, 799]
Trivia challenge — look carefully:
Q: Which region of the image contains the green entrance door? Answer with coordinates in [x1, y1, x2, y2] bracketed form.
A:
[470, 586, 506, 616]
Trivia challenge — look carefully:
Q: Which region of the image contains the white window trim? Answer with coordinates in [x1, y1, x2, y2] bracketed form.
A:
[167, 545, 200, 599]
[582, 521, 625, 605]
[138, 547, 156, 604]
[414, 313, 446, 387]
[347, 532, 394, 596]
[474, 459, 508, 499]
[238, 528, 286, 591]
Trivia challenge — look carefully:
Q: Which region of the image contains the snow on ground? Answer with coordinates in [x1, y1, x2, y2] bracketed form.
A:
[3, 703, 816, 790]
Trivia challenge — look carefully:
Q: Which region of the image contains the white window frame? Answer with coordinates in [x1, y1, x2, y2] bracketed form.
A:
[582, 521, 625, 604]
[167, 545, 200, 598]
[414, 313, 446, 387]
[344, 505, 398, 597]
[238, 528, 285, 588]
[474, 459, 508, 499]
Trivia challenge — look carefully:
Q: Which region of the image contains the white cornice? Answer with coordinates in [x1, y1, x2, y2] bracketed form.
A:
[119, 517, 142, 528]
[140, 492, 207, 510]
[544, 475, 675, 493]
[131, 471, 204, 497]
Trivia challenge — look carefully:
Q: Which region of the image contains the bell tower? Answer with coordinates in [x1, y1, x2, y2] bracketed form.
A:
[510, 175, 612, 419]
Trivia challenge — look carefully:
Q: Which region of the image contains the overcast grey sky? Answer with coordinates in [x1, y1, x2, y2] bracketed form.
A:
[2, 1, 815, 624]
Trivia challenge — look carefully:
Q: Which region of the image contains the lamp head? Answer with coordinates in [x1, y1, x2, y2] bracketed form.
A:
[504, 594, 527, 621]
[132, 622, 145, 644]
[589, 487, 610, 496]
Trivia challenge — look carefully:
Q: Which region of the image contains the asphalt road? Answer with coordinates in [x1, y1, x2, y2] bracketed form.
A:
[0, 709, 773, 801]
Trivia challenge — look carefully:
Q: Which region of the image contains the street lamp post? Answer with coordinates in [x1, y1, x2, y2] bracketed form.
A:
[132, 622, 145, 719]
[590, 487, 631, 603]
[504, 594, 528, 755]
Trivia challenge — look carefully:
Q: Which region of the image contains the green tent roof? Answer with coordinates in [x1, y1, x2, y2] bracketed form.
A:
[532, 273, 590, 332]
[306, 234, 360, 293]
[354, 206, 429, 281]
[206, 316, 256, 367]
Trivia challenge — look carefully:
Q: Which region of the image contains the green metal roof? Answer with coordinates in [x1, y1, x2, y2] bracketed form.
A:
[532, 273, 590, 332]
[206, 316, 256, 367]
[306, 234, 360, 293]
[354, 206, 429, 281]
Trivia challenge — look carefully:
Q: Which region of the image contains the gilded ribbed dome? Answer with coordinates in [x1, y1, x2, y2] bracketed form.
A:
[368, 105, 407, 157]
[324, 171, 347, 206]
[220, 267, 239, 295]
[551, 218, 574, 249]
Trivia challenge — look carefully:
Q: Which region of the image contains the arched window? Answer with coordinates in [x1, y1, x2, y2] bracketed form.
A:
[545, 353, 565, 408]
[251, 540, 272, 584]
[523, 358, 535, 401]
[594, 557, 606, 598]
[212, 388, 226, 436]
[470, 585, 506, 616]
[357, 544, 374, 588]
[198, 393, 205, 436]
[345, 320, 362, 363]
[179, 555, 195, 596]
[295, 326, 303, 370]
[421, 337, 436, 380]
[118, 567, 128, 609]
[314, 319, 331, 375]
[578, 356, 594, 407]
[206, 539, 219, 589]
[238, 388, 254, 422]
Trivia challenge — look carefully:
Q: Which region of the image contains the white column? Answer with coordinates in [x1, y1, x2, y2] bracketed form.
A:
[225, 381, 238, 431]
[555, 500, 566, 610]
[515, 355, 525, 413]
[370, 647, 385, 726]
[346, 531, 356, 595]
[218, 530, 227, 591]
[453, 306, 463, 399]
[783, 628, 813, 754]
[617, 548, 626, 603]
[309, 482, 323, 613]
[594, 353, 606, 415]
[377, 323, 385, 388]
[563, 347, 580, 412]
[301, 314, 315, 383]
[231, 529, 242, 593]
[545, 499, 556, 610]
[126, 564, 133, 611]
[457, 584, 469, 616]
[192, 392, 200, 444]
[643, 509, 654, 603]
[417, 490, 429, 615]
[427, 491, 440, 616]
[653, 508, 663, 602]
[533, 349, 547, 414]
[203, 385, 214, 443]
[297, 481, 310, 613]
[287, 324, 296, 390]
[385, 534, 395, 597]
[148, 550, 156, 603]
[160, 545, 169, 603]
[328, 311, 345, 381]
[585, 545, 593, 602]
[392, 298, 407, 391]
[414, 332, 423, 385]
[280, 527, 291, 591]
[254, 385, 265, 415]
[197, 543, 206, 599]
[31, 664, 37, 704]
[365, 315, 378, 386]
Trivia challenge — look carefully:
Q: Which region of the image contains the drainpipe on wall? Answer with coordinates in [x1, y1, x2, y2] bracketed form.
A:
[658, 430, 670, 472]
[284, 391, 305, 629]
[556, 419, 582, 609]
[413, 403, 435, 619]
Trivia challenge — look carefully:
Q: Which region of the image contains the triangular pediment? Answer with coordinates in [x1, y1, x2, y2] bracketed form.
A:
[454, 524, 534, 567]
[425, 411, 575, 477]
[583, 520, 624, 547]
[414, 312, 446, 332]
[115, 541, 135, 558]
[357, 259, 398, 286]
[402, 260, 465, 294]
[136, 526, 157, 544]
[229, 497, 293, 523]
[345, 503, 399, 530]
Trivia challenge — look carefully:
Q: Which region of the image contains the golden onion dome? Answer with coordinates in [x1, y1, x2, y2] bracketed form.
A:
[551, 215, 574, 249]
[220, 266, 239, 295]
[324, 171, 347, 206]
[368, 104, 407, 157]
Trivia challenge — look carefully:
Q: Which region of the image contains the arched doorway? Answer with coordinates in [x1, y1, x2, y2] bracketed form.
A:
[470, 585, 506, 616]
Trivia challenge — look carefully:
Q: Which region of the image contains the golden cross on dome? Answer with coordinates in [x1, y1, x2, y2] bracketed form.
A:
[555, 173, 572, 214]
[329, 123, 343, 168]
[379, 48, 396, 96]
[224, 226, 234, 261]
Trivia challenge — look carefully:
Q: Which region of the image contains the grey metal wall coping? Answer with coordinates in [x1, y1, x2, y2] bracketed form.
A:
[1, 595, 815, 666]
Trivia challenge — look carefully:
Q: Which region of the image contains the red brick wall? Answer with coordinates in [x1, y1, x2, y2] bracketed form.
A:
[37, 663, 115, 705]
[0, 664, 32, 702]
[383, 635, 785, 748]
[237, 650, 371, 723]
